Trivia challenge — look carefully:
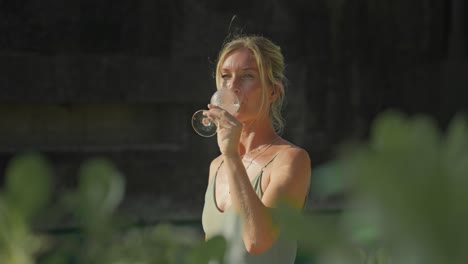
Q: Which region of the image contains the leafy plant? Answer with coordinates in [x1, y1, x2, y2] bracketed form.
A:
[0, 153, 219, 264]
[0, 152, 52, 264]
[273, 110, 468, 264]
[1, 110, 467, 264]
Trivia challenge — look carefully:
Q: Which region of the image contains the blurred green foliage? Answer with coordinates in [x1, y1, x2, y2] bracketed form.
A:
[0, 154, 207, 264]
[0, 110, 467, 264]
[274, 110, 468, 264]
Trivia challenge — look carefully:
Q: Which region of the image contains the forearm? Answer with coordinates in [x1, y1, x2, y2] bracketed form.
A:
[222, 154, 278, 253]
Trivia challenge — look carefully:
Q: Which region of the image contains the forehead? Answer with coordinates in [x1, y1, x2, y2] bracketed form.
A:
[221, 48, 258, 70]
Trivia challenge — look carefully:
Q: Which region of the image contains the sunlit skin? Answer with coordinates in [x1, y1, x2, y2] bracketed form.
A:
[218, 49, 266, 125]
[203, 48, 311, 254]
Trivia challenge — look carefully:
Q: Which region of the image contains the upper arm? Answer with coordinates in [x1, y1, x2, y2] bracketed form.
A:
[261, 148, 311, 210]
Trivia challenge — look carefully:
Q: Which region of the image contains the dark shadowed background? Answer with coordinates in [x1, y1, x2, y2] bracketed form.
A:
[0, 0, 466, 228]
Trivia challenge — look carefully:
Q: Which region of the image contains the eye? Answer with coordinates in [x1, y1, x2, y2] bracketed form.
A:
[221, 74, 231, 79]
[242, 74, 254, 79]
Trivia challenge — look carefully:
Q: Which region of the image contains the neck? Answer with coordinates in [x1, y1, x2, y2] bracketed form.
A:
[239, 119, 279, 156]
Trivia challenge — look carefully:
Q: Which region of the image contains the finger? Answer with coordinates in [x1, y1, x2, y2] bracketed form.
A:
[204, 111, 222, 127]
[208, 104, 220, 110]
[204, 114, 222, 130]
[206, 108, 239, 129]
[204, 109, 223, 120]
[206, 108, 226, 121]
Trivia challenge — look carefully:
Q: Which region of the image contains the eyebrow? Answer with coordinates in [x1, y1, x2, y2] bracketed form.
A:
[221, 67, 258, 72]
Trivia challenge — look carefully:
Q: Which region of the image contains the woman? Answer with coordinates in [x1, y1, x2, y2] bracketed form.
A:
[201, 34, 311, 264]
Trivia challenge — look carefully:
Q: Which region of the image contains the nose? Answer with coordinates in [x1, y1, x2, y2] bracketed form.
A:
[225, 77, 241, 95]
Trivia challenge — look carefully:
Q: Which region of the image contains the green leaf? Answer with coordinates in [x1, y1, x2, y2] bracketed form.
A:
[78, 158, 124, 215]
[0, 196, 46, 264]
[342, 198, 383, 247]
[443, 114, 468, 255]
[188, 235, 226, 264]
[77, 157, 125, 227]
[271, 200, 344, 253]
[4, 152, 52, 221]
[370, 110, 409, 152]
[444, 113, 468, 162]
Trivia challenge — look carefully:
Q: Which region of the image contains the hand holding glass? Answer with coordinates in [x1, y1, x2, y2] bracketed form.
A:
[192, 89, 240, 137]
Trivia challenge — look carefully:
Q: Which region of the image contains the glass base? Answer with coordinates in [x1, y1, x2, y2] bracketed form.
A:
[191, 110, 217, 137]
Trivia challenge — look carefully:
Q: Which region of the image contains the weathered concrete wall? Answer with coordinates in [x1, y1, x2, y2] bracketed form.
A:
[0, 0, 466, 224]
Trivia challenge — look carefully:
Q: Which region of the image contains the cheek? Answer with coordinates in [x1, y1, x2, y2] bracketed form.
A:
[241, 94, 263, 114]
[242, 80, 258, 92]
[237, 82, 263, 112]
[236, 96, 253, 118]
[239, 80, 261, 98]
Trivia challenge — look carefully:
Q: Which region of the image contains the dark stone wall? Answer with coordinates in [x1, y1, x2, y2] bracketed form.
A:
[0, 0, 466, 225]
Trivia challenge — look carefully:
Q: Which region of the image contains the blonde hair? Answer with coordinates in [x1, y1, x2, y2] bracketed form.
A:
[215, 35, 287, 134]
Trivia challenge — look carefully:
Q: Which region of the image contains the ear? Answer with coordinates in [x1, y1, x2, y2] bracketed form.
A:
[269, 83, 280, 103]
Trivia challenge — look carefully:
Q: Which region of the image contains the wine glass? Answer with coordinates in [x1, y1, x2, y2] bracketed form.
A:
[192, 89, 240, 137]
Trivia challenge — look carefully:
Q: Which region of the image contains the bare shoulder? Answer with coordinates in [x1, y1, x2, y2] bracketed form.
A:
[263, 143, 312, 209]
[275, 143, 311, 166]
[271, 143, 311, 184]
